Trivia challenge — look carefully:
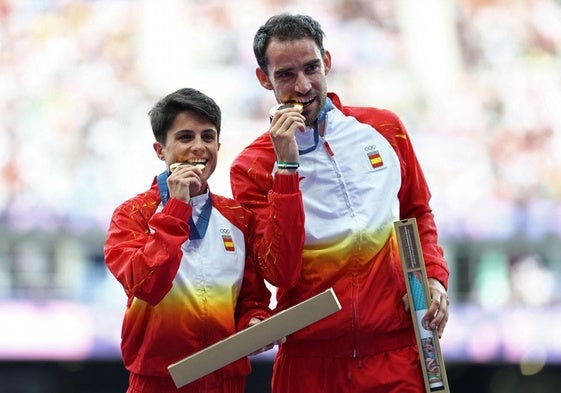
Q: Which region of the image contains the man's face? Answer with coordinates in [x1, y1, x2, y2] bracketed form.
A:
[257, 37, 331, 127]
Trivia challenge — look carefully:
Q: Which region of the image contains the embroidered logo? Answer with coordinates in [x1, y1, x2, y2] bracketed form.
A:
[364, 145, 384, 169]
[220, 228, 235, 252]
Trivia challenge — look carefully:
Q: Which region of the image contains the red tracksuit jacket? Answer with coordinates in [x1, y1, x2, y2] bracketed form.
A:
[104, 180, 271, 391]
[230, 92, 449, 359]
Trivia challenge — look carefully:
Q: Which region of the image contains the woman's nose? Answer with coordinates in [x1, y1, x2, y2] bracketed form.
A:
[191, 136, 205, 150]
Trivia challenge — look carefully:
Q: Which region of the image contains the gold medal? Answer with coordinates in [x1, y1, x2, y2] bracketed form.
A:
[269, 102, 303, 118]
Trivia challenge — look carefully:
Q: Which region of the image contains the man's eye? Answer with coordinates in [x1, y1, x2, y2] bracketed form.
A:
[306, 64, 320, 73]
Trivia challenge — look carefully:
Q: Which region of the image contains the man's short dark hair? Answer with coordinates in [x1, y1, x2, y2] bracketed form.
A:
[253, 13, 326, 72]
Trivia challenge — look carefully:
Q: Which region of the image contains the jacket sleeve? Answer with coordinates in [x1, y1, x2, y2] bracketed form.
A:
[234, 211, 273, 330]
[104, 190, 192, 306]
[230, 141, 305, 288]
[390, 114, 450, 288]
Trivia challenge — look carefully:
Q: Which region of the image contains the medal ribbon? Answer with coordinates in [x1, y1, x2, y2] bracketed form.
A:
[156, 170, 212, 240]
[298, 97, 333, 155]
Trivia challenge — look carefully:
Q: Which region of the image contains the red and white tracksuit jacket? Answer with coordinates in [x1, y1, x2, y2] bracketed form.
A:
[230, 92, 449, 391]
[104, 182, 271, 393]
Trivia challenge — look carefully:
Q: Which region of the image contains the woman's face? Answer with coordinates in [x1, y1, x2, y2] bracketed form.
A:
[154, 110, 220, 193]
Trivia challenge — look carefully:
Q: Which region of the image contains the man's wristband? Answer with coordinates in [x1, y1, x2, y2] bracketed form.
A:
[277, 161, 300, 170]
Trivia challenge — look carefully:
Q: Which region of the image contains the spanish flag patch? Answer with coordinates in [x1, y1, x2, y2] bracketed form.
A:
[221, 230, 235, 252]
[368, 150, 384, 169]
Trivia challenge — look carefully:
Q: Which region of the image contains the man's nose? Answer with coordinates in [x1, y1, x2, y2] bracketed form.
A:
[294, 73, 311, 94]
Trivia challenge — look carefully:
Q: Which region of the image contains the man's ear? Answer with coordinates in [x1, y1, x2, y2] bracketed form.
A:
[256, 67, 273, 90]
[323, 50, 332, 75]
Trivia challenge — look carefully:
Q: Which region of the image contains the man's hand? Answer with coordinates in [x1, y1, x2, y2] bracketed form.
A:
[269, 105, 305, 165]
[401, 278, 450, 338]
[424, 278, 449, 338]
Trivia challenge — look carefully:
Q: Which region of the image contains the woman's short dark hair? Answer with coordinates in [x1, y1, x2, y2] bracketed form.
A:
[148, 87, 221, 144]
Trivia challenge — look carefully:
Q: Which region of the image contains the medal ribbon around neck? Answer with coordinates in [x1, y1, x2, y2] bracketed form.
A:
[298, 97, 333, 155]
[156, 170, 212, 240]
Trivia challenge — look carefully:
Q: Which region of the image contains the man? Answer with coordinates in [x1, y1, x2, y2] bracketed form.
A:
[230, 14, 450, 393]
[104, 88, 271, 393]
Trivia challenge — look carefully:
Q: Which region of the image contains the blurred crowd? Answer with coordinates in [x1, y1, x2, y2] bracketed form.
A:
[0, 0, 560, 308]
[1, 0, 560, 238]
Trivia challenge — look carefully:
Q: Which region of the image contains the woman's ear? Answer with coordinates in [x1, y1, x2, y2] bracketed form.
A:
[153, 142, 165, 161]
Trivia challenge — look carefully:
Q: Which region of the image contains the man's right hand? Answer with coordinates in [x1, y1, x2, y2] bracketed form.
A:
[269, 104, 305, 165]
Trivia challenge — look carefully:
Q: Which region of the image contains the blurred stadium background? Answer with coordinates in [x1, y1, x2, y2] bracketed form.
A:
[1, 0, 561, 392]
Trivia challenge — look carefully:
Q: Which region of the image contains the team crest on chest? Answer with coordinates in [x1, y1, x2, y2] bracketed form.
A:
[220, 228, 236, 252]
[363, 144, 384, 170]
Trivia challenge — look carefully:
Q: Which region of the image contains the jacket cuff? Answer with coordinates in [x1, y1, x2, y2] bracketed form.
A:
[162, 197, 192, 221]
[273, 172, 300, 194]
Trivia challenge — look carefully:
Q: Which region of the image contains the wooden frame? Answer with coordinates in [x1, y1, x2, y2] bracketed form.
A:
[394, 218, 450, 393]
[168, 288, 341, 388]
